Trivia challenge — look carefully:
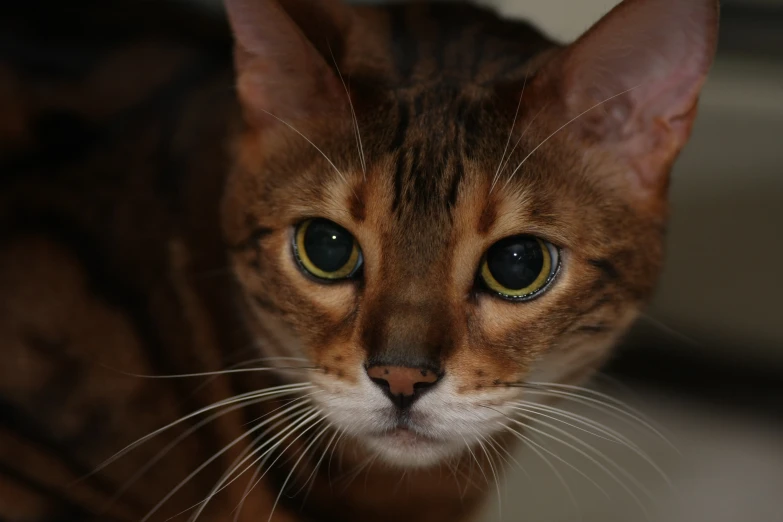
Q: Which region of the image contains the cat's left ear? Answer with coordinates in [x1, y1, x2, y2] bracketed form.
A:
[549, 0, 719, 197]
[224, 0, 352, 127]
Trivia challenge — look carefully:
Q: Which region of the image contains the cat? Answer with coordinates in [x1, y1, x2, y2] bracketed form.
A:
[0, 0, 718, 520]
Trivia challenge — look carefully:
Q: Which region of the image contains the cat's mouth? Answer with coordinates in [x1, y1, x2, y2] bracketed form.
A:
[369, 421, 443, 449]
[362, 420, 465, 468]
[312, 374, 497, 467]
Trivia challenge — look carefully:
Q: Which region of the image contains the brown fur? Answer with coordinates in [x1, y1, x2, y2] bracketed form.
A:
[0, 0, 718, 520]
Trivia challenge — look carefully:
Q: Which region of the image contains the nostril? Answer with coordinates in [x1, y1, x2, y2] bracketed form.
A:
[369, 376, 391, 391]
[413, 380, 437, 392]
[366, 365, 442, 408]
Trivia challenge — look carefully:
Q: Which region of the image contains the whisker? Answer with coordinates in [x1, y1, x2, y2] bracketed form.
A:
[267, 421, 331, 522]
[509, 404, 619, 443]
[327, 426, 349, 488]
[454, 460, 476, 500]
[514, 413, 655, 497]
[500, 423, 585, 519]
[277, 420, 324, 483]
[515, 401, 672, 487]
[441, 457, 464, 500]
[480, 432, 514, 472]
[529, 381, 650, 414]
[328, 43, 366, 177]
[518, 385, 676, 450]
[487, 433, 529, 480]
[106, 366, 318, 380]
[492, 103, 548, 192]
[453, 456, 484, 498]
[189, 355, 313, 395]
[258, 109, 356, 196]
[219, 355, 311, 367]
[461, 435, 490, 486]
[189, 407, 323, 522]
[363, 451, 380, 492]
[392, 467, 409, 496]
[586, 372, 678, 442]
[102, 393, 309, 514]
[475, 436, 502, 516]
[334, 449, 376, 492]
[227, 409, 319, 522]
[474, 405, 530, 481]
[479, 403, 608, 503]
[336, 428, 348, 477]
[503, 382, 671, 444]
[239, 394, 320, 428]
[220, 412, 326, 514]
[516, 400, 642, 449]
[233, 455, 265, 522]
[489, 74, 527, 193]
[148, 403, 319, 522]
[440, 458, 460, 498]
[230, 407, 312, 522]
[508, 417, 652, 520]
[639, 313, 703, 347]
[334, 453, 368, 489]
[167, 401, 315, 522]
[503, 84, 642, 189]
[295, 426, 340, 502]
[81, 383, 314, 483]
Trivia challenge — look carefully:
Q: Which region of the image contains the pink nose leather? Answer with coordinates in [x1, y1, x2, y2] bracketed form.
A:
[366, 366, 438, 397]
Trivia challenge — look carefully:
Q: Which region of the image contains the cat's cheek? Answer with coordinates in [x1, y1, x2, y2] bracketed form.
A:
[525, 307, 641, 387]
[312, 342, 367, 384]
[472, 293, 558, 352]
[253, 308, 311, 363]
[309, 366, 396, 432]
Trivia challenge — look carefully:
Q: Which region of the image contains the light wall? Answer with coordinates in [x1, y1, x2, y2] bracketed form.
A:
[490, 0, 621, 40]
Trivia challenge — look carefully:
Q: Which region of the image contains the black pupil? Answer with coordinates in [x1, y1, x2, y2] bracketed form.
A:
[487, 236, 545, 290]
[303, 220, 354, 273]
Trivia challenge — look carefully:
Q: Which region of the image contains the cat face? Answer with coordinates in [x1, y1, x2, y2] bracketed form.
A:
[222, 0, 718, 467]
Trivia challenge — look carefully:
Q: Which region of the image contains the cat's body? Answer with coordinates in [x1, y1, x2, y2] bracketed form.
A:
[0, 0, 718, 520]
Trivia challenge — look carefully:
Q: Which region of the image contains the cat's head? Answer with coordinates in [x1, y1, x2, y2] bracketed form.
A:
[221, 0, 718, 467]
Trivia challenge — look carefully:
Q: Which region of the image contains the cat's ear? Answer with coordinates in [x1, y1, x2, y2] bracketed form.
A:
[553, 0, 719, 196]
[224, 0, 351, 126]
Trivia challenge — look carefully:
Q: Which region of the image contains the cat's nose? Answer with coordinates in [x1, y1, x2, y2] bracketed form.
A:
[366, 365, 441, 409]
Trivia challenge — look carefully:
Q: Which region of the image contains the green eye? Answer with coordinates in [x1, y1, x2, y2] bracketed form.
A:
[480, 235, 559, 300]
[293, 219, 362, 281]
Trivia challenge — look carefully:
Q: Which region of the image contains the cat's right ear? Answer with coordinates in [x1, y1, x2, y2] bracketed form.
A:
[540, 0, 719, 201]
[224, 0, 351, 127]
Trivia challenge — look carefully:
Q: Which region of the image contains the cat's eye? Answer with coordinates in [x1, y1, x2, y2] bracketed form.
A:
[293, 219, 363, 281]
[479, 235, 559, 300]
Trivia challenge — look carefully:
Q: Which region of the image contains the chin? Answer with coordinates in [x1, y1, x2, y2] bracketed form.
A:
[362, 428, 464, 468]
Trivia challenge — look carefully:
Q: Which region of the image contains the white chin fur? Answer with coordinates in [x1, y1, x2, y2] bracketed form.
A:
[312, 369, 517, 469]
[363, 431, 465, 468]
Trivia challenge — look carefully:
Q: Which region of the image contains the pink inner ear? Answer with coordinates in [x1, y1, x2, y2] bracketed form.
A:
[224, 0, 346, 124]
[562, 0, 718, 132]
[554, 0, 718, 195]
